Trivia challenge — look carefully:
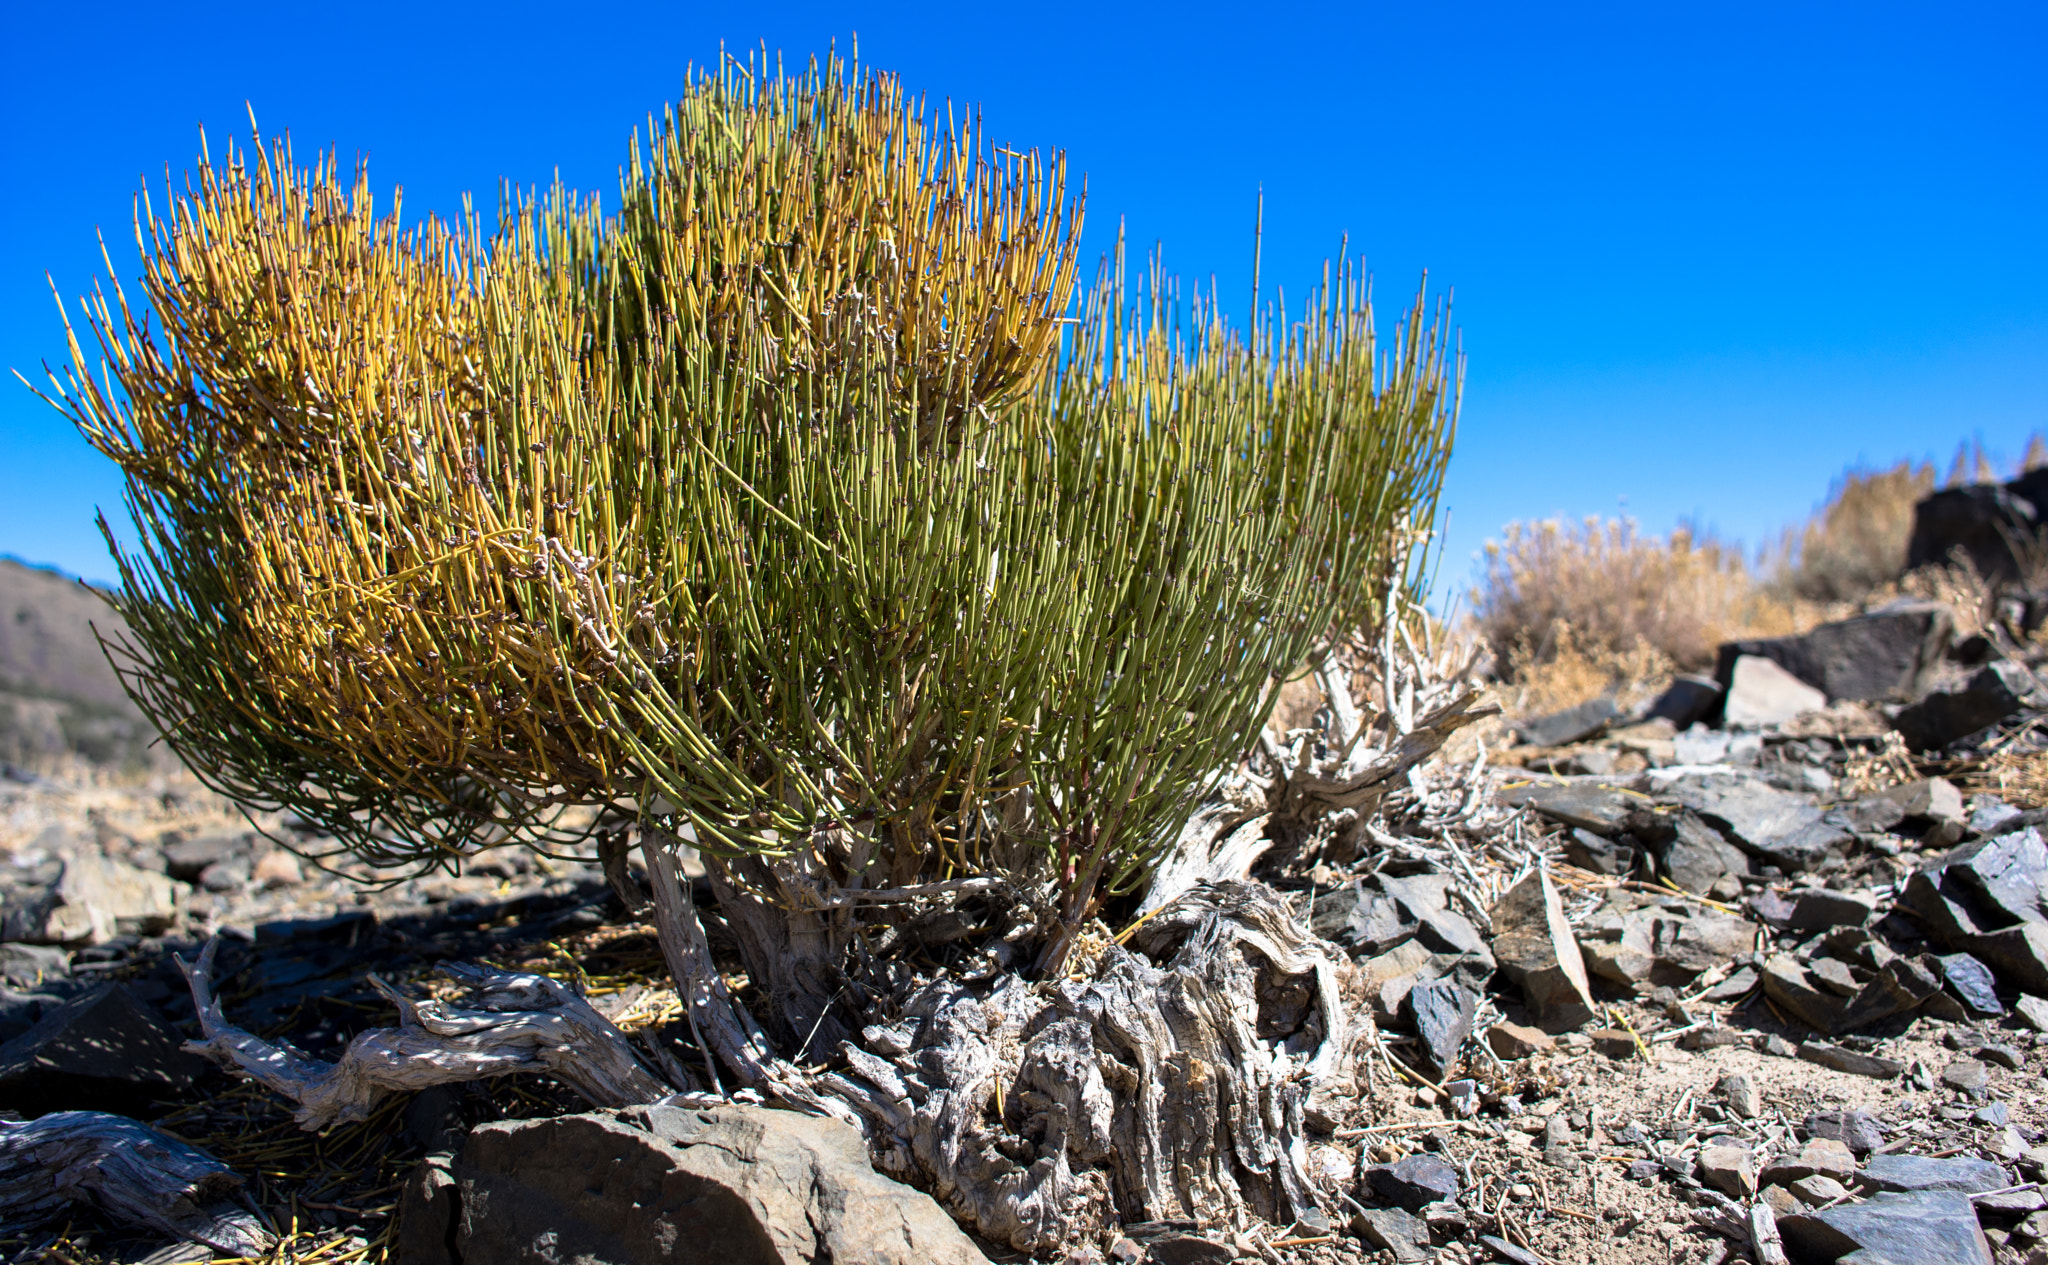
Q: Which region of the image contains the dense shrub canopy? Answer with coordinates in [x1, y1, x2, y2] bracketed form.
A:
[42, 53, 1456, 922]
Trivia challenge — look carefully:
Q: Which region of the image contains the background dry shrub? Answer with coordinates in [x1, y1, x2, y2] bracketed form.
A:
[1504, 623, 1674, 718]
[1473, 516, 1797, 677]
[1772, 459, 1935, 604]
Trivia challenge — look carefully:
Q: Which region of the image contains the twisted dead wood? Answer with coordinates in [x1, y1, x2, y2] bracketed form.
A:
[175, 936, 675, 1129]
[0, 1111, 268, 1255]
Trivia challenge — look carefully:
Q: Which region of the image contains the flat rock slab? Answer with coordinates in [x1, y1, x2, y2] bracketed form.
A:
[1350, 1206, 1430, 1263]
[1797, 1042, 1904, 1079]
[1804, 1109, 1886, 1155]
[406, 1104, 991, 1265]
[1780, 1189, 1992, 1265]
[1714, 604, 1952, 704]
[1658, 775, 1850, 871]
[1494, 783, 1641, 836]
[1515, 697, 1619, 748]
[0, 983, 206, 1117]
[1858, 1153, 2009, 1194]
[1895, 661, 2029, 752]
[1365, 1154, 1461, 1211]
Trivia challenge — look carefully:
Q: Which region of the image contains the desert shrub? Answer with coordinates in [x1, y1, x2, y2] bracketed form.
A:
[1472, 517, 1789, 677]
[1773, 460, 1935, 603]
[40, 52, 1456, 984]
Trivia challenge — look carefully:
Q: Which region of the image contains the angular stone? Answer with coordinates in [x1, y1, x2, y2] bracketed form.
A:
[1788, 1174, 1850, 1204]
[1804, 1109, 1885, 1155]
[1959, 922, 2048, 995]
[1723, 654, 1827, 727]
[440, 1105, 992, 1265]
[1485, 1021, 1553, 1059]
[1581, 938, 1655, 986]
[1797, 1041, 1904, 1079]
[160, 832, 249, 883]
[1970, 798, 2024, 838]
[1350, 1206, 1430, 1263]
[1780, 1190, 1993, 1265]
[34, 853, 179, 945]
[0, 943, 68, 988]
[1937, 953, 2005, 1016]
[1699, 964, 1760, 1003]
[0, 983, 207, 1117]
[1488, 870, 1595, 1021]
[1941, 1058, 1988, 1091]
[1646, 675, 1722, 729]
[2017, 992, 2048, 1031]
[1886, 778, 1969, 829]
[1658, 775, 1851, 871]
[1494, 782, 1639, 836]
[1564, 828, 1632, 876]
[1762, 1137, 1857, 1185]
[1698, 1142, 1757, 1198]
[1587, 1028, 1638, 1059]
[1715, 604, 1954, 704]
[1895, 661, 2031, 751]
[1976, 1042, 2023, 1070]
[1655, 811, 1745, 895]
[1789, 888, 1878, 933]
[1811, 957, 1863, 996]
[1834, 956, 1944, 1032]
[1365, 1153, 1461, 1210]
[1143, 1237, 1233, 1265]
[1858, 1153, 2009, 1194]
[1311, 883, 1417, 956]
[1715, 1073, 1761, 1119]
[1403, 980, 1475, 1080]
[1763, 955, 1847, 1032]
[1516, 697, 1619, 748]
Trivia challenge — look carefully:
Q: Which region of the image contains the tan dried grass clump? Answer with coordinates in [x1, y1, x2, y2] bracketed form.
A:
[1772, 459, 1935, 604]
[1473, 517, 1800, 678]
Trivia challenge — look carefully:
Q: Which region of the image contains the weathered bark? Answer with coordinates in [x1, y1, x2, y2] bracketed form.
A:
[0, 1110, 269, 1255]
[833, 880, 1352, 1254]
[176, 936, 675, 1129]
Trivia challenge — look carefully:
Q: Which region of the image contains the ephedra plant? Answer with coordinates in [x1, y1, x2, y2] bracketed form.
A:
[35, 51, 1457, 1248]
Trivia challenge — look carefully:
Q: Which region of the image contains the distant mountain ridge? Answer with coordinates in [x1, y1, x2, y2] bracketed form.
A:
[0, 556, 165, 769]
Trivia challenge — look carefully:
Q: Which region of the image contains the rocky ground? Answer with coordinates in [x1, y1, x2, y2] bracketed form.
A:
[5, 595, 2048, 1264]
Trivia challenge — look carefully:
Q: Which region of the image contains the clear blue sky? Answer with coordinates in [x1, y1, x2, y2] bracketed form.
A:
[4, 1, 2043, 595]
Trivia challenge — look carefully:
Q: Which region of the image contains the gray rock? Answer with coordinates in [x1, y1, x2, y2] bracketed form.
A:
[1858, 1153, 2008, 1194]
[6, 853, 179, 945]
[423, 1105, 992, 1265]
[1909, 472, 2048, 583]
[1494, 782, 1638, 836]
[1761, 1137, 1857, 1184]
[1763, 955, 1846, 1032]
[160, 832, 249, 883]
[1310, 883, 1417, 956]
[1797, 1041, 1904, 1079]
[1834, 956, 1944, 1032]
[1350, 1206, 1430, 1263]
[1970, 798, 2025, 838]
[1564, 828, 1632, 876]
[2017, 992, 2048, 1031]
[1976, 1042, 2023, 1070]
[1789, 887, 1878, 932]
[0, 983, 207, 1116]
[1937, 952, 2005, 1016]
[1780, 1189, 1992, 1265]
[1895, 660, 2033, 751]
[1365, 1153, 1461, 1210]
[0, 942, 68, 987]
[1646, 675, 1722, 729]
[1142, 1236, 1234, 1265]
[1403, 981, 1475, 1080]
[1658, 774, 1851, 871]
[1941, 1058, 1989, 1091]
[1698, 1141, 1757, 1198]
[1515, 697, 1619, 748]
[1649, 811, 1749, 895]
[1804, 1108, 1885, 1155]
[1488, 871, 1595, 1022]
[1917, 828, 2047, 934]
[1722, 654, 1827, 727]
[1714, 603, 1954, 704]
[1715, 1072, 1761, 1119]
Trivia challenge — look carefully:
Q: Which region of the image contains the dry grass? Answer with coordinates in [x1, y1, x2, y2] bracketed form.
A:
[1771, 459, 1935, 604]
[1472, 517, 1803, 678]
